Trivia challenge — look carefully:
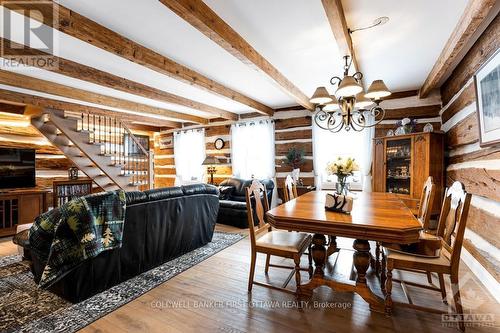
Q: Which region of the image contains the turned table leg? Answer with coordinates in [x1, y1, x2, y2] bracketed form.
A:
[312, 234, 327, 276]
[353, 239, 371, 284]
[298, 233, 327, 299]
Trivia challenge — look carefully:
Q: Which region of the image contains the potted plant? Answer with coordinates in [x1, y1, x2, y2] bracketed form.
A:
[326, 157, 359, 195]
[284, 148, 305, 182]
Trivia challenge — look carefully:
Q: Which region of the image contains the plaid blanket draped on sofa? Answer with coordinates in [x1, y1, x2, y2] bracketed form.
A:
[29, 190, 127, 288]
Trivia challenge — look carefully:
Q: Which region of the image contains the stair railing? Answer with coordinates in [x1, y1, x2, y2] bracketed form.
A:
[78, 113, 152, 190]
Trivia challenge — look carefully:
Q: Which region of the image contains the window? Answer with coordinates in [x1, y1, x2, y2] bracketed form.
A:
[312, 114, 374, 191]
[231, 120, 275, 179]
[174, 129, 205, 185]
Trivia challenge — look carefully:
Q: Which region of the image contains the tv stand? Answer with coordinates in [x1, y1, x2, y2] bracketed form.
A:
[0, 188, 49, 237]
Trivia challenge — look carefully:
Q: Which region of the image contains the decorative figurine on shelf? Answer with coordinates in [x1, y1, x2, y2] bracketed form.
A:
[423, 123, 434, 132]
[284, 147, 305, 182]
[395, 117, 417, 135]
[326, 157, 359, 195]
[68, 167, 79, 180]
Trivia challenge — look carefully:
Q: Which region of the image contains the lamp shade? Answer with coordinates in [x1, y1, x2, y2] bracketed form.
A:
[335, 76, 363, 97]
[310, 87, 333, 104]
[365, 80, 391, 99]
[323, 95, 340, 111]
[202, 156, 221, 165]
[354, 92, 374, 108]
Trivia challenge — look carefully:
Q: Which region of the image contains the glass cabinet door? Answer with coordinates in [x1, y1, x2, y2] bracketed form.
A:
[385, 138, 411, 195]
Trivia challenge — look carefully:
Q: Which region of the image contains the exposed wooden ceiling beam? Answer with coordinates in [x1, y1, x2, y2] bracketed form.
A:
[321, 0, 360, 73]
[1, 1, 274, 116]
[0, 38, 238, 121]
[159, 0, 313, 111]
[0, 88, 181, 128]
[0, 69, 207, 124]
[419, 0, 498, 98]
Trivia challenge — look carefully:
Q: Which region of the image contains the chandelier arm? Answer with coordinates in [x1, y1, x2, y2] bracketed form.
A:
[314, 110, 332, 130]
[327, 114, 344, 132]
[330, 76, 342, 86]
[353, 71, 363, 83]
[350, 106, 386, 128]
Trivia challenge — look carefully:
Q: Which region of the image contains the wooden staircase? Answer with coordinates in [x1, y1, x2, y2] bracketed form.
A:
[31, 108, 152, 192]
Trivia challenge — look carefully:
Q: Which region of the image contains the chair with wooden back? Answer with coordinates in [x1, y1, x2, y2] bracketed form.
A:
[376, 176, 437, 276]
[383, 181, 472, 331]
[417, 176, 437, 231]
[246, 180, 313, 294]
[283, 174, 298, 203]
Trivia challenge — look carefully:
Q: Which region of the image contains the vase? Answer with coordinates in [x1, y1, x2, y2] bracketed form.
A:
[335, 177, 349, 196]
[291, 168, 300, 182]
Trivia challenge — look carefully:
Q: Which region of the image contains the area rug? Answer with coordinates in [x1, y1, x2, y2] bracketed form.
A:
[0, 231, 244, 333]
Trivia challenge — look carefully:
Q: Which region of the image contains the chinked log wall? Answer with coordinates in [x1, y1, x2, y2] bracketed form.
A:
[439, 15, 500, 283]
[274, 110, 314, 187]
[155, 124, 232, 187]
[374, 95, 442, 138]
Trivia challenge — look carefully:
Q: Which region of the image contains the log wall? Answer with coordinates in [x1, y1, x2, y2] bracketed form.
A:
[156, 124, 232, 187]
[439, 16, 500, 285]
[274, 110, 314, 188]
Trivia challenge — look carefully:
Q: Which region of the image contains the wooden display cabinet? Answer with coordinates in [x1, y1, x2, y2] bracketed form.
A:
[372, 132, 445, 214]
[0, 188, 49, 237]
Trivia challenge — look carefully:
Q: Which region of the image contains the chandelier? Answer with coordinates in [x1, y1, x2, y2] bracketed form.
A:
[310, 55, 391, 132]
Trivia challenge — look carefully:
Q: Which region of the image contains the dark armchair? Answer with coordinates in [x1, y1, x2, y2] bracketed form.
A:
[217, 177, 275, 228]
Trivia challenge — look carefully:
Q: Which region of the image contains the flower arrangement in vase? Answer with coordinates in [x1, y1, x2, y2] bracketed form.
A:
[395, 117, 417, 135]
[285, 148, 305, 182]
[326, 157, 359, 195]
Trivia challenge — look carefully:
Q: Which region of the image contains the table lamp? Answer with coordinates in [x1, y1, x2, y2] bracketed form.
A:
[202, 156, 222, 184]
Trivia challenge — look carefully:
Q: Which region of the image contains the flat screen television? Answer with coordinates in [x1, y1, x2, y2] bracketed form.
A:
[0, 148, 36, 189]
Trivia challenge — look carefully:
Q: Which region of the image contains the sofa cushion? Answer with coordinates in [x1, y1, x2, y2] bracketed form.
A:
[144, 187, 184, 201]
[219, 200, 247, 210]
[125, 191, 148, 205]
[182, 183, 218, 196]
[218, 185, 234, 200]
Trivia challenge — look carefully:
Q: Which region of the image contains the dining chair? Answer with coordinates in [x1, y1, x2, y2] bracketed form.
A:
[246, 179, 313, 294]
[376, 176, 436, 279]
[383, 181, 472, 331]
[283, 174, 298, 203]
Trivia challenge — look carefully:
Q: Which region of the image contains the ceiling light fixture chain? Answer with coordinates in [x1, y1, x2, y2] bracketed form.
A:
[310, 55, 391, 133]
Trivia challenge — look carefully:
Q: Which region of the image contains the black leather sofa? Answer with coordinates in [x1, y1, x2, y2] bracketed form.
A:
[217, 178, 274, 228]
[30, 184, 219, 303]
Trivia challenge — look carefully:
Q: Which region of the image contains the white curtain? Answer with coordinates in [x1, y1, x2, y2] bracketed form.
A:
[231, 120, 275, 179]
[360, 111, 375, 192]
[231, 120, 277, 206]
[312, 113, 373, 191]
[174, 129, 206, 185]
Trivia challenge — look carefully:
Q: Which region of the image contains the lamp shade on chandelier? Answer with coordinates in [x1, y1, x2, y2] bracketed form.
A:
[310, 55, 391, 132]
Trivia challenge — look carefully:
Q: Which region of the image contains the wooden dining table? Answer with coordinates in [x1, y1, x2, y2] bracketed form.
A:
[266, 191, 422, 313]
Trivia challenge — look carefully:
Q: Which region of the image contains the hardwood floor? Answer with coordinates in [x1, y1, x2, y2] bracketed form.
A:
[0, 225, 498, 332]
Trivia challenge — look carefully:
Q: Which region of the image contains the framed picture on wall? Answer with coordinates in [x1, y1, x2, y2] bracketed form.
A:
[475, 49, 500, 147]
[159, 135, 173, 150]
[124, 134, 150, 156]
